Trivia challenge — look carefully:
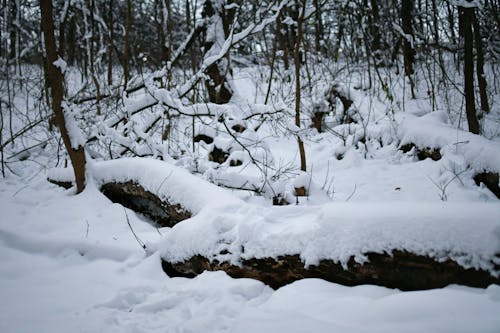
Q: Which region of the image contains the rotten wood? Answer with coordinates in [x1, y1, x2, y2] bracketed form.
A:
[162, 251, 499, 291]
[474, 172, 500, 199]
[400, 143, 442, 161]
[100, 181, 191, 227]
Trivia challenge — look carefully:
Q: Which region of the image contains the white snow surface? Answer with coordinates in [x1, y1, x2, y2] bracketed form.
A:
[398, 112, 500, 173]
[160, 199, 500, 274]
[90, 157, 242, 214]
[72, 157, 500, 275]
[1, 177, 499, 332]
[49, 157, 500, 275]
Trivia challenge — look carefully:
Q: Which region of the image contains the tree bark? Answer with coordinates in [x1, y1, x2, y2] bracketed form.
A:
[313, 0, 323, 53]
[460, 5, 480, 134]
[472, 10, 490, 115]
[402, 0, 416, 98]
[202, 0, 233, 104]
[107, 0, 114, 86]
[294, 0, 307, 172]
[40, 0, 86, 193]
[123, 0, 131, 86]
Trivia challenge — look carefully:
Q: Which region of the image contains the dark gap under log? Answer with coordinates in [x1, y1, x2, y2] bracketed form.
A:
[400, 143, 442, 161]
[194, 134, 214, 144]
[47, 178, 74, 189]
[100, 181, 191, 227]
[162, 251, 499, 291]
[209, 146, 229, 164]
[474, 172, 500, 199]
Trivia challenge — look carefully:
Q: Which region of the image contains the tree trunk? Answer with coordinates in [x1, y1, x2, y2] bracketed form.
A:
[276, 11, 289, 70]
[107, 0, 114, 86]
[460, 5, 480, 134]
[294, 0, 307, 172]
[401, 0, 416, 98]
[164, 0, 173, 87]
[202, 0, 233, 104]
[66, 15, 76, 66]
[472, 10, 490, 115]
[40, 0, 86, 193]
[313, 0, 323, 53]
[123, 0, 131, 86]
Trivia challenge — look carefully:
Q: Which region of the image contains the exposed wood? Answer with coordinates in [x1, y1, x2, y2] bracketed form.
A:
[162, 251, 499, 291]
[100, 181, 191, 227]
[474, 172, 500, 199]
[47, 178, 73, 189]
[400, 143, 442, 161]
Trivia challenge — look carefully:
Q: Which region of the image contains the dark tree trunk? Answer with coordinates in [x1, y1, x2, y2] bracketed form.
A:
[202, 0, 233, 104]
[313, 0, 324, 53]
[369, 0, 381, 59]
[66, 16, 76, 66]
[276, 12, 289, 70]
[40, 0, 86, 193]
[165, 0, 173, 86]
[8, 0, 17, 59]
[401, 0, 416, 98]
[123, 0, 131, 86]
[107, 0, 114, 86]
[294, 0, 307, 172]
[460, 5, 480, 134]
[472, 10, 490, 115]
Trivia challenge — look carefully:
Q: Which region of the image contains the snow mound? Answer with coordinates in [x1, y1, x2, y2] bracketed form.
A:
[398, 113, 500, 174]
[91, 157, 242, 214]
[160, 201, 500, 276]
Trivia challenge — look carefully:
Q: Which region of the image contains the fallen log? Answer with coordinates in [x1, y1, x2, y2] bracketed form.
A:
[400, 143, 442, 161]
[100, 181, 191, 228]
[162, 251, 499, 291]
[474, 172, 500, 199]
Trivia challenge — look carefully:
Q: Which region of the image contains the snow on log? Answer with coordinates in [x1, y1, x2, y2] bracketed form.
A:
[398, 112, 500, 198]
[160, 201, 500, 290]
[47, 167, 75, 189]
[49, 158, 500, 290]
[398, 112, 500, 173]
[48, 157, 242, 226]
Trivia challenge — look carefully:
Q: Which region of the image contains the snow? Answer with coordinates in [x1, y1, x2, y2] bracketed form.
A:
[159, 199, 500, 273]
[2, 29, 500, 332]
[62, 101, 87, 149]
[52, 57, 67, 73]
[1, 178, 499, 333]
[47, 157, 500, 275]
[90, 157, 242, 214]
[398, 112, 500, 174]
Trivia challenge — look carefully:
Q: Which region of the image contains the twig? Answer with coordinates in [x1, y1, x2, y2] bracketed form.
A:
[123, 207, 147, 251]
[345, 184, 357, 201]
[85, 219, 89, 238]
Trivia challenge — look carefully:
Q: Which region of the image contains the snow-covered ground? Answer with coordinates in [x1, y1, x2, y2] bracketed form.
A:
[1, 169, 500, 332]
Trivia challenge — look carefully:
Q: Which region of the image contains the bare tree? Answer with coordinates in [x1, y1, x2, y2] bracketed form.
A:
[459, 3, 480, 134]
[40, 0, 86, 193]
[294, 0, 307, 172]
[123, 0, 131, 86]
[401, 0, 415, 98]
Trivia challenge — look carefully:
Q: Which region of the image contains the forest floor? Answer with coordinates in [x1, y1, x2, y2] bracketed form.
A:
[1, 175, 499, 332]
[1, 65, 500, 332]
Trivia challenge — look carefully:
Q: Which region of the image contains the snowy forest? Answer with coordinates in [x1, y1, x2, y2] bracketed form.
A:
[1, 0, 500, 331]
